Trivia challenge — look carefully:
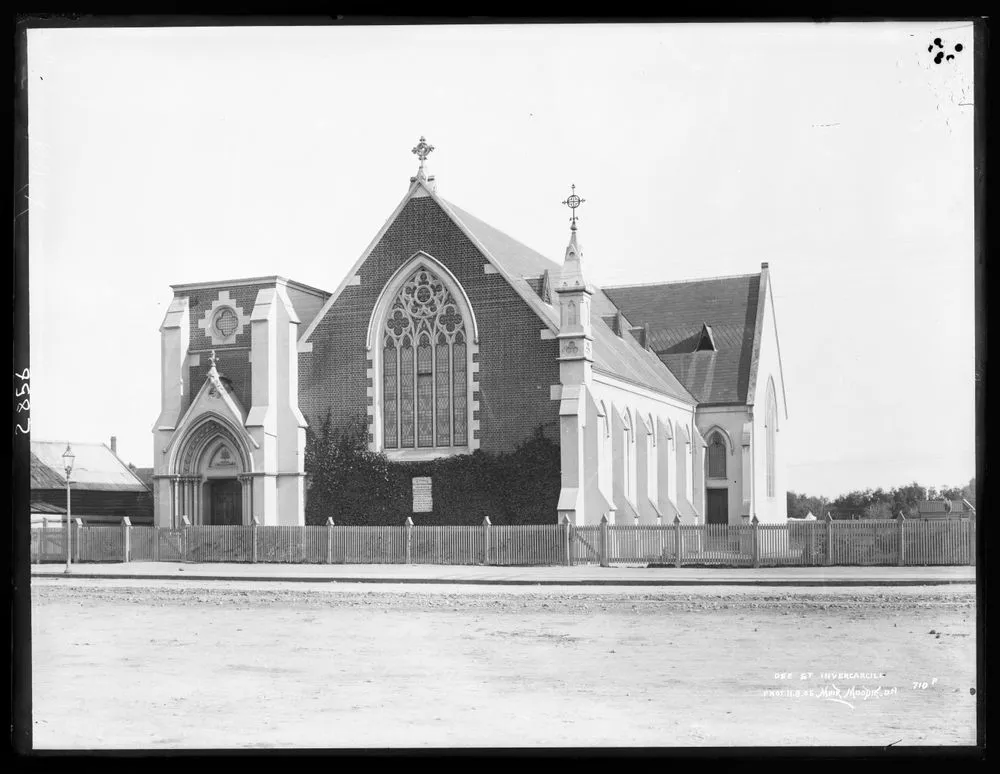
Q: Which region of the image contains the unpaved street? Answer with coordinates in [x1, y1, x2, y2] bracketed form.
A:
[30, 579, 977, 748]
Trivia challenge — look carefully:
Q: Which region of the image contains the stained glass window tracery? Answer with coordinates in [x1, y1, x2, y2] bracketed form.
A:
[382, 267, 469, 450]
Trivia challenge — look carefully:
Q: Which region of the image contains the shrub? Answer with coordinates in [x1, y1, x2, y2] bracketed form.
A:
[305, 414, 560, 526]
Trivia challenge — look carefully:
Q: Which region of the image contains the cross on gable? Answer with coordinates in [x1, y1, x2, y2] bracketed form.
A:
[412, 136, 435, 164]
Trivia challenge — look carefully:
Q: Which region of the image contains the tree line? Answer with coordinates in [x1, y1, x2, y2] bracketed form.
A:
[787, 478, 976, 520]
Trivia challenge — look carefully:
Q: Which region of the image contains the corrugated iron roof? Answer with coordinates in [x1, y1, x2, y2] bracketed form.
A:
[603, 273, 762, 404]
[30, 441, 149, 492]
[30, 452, 65, 489]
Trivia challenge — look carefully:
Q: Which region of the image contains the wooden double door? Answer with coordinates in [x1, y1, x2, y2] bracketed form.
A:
[208, 479, 242, 526]
[706, 488, 729, 526]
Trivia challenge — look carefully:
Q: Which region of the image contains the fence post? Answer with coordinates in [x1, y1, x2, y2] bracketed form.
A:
[968, 517, 975, 567]
[251, 516, 259, 563]
[482, 516, 491, 566]
[674, 515, 683, 568]
[896, 512, 906, 566]
[404, 517, 413, 564]
[181, 515, 191, 563]
[599, 514, 610, 568]
[751, 516, 760, 568]
[561, 514, 572, 566]
[825, 512, 834, 566]
[74, 517, 83, 563]
[122, 517, 132, 563]
[326, 517, 334, 564]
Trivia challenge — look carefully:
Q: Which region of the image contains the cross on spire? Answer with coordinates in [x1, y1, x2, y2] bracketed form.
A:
[562, 184, 585, 231]
[209, 349, 218, 369]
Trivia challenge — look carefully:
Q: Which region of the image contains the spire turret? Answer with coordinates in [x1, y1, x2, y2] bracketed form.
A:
[554, 184, 593, 364]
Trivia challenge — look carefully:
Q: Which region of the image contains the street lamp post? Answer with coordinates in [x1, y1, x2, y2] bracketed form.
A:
[62, 444, 75, 573]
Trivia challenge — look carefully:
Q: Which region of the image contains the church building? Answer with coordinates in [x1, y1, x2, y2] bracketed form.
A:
[152, 138, 788, 529]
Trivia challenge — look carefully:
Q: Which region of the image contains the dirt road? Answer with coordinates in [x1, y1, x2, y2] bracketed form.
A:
[30, 580, 978, 749]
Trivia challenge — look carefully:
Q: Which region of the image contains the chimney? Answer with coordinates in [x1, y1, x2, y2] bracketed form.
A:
[110, 436, 118, 455]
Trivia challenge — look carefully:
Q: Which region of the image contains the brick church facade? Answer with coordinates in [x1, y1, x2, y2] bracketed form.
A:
[152, 139, 788, 528]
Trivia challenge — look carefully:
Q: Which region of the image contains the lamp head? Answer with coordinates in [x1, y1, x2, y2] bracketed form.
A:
[62, 444, 75, 475]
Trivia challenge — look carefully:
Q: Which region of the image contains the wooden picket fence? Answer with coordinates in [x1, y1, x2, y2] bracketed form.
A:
[30, 516, 976, 568]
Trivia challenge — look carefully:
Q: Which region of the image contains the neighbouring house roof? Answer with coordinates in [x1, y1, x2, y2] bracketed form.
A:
[602, 273, 763, 405]
[30, 441, 150, 493]
[917, 500, 975, 515]
[30, 499, 67, 515]
[131, 467, 155, 489]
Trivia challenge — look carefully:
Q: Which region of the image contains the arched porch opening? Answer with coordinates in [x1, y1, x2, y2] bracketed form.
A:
[168, 415, 255, 527]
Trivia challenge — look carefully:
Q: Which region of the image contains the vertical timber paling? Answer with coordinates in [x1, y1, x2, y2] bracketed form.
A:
[599, 514, 610, 568]
[674, 515, 683, 568]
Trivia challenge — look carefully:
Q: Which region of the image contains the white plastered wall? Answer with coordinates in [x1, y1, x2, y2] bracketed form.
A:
[589, 372, 699, 525]
[696, 406, 752, 525]
[750, 276, 789, 523]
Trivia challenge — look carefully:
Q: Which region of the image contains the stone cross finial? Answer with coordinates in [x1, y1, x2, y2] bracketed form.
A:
[562, 183, 586, 231]
[412, 136, 434, 166]
[209, 349, 218, 369]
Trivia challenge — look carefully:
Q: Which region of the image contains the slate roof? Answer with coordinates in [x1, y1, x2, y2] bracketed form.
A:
[602, 273, 763, 405]
[30, 441, 150, 492]
[442, 200, 563, 278]
[441, 198, 694, 403]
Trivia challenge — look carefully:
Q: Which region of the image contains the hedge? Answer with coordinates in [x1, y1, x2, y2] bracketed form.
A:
[304, 413, 560, 526]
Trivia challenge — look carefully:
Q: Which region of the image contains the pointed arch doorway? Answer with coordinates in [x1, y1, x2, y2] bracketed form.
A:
[169, 416, 254, 527]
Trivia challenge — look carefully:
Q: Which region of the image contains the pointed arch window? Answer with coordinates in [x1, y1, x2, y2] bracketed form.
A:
[597, 402, 611, 498]
[646, 414, 658, 504]
[382, 267, 469, 450]
[707, 431, 727, 479]
[623, 409, 636, 502]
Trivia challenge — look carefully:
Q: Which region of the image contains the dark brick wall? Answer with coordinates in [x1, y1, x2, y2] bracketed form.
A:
[186, 348, 253, 412]
[299, 196, 560, 453]
[175, 284, 268, 413]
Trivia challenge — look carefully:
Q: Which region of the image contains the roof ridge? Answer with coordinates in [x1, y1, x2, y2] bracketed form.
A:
[603, 271, 760, 290]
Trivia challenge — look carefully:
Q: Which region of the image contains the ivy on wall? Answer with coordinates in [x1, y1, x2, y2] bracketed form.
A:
[304, 413, 560, 526]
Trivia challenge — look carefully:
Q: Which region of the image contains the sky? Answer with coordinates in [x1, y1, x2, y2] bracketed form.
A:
[25, 21, 977, 498]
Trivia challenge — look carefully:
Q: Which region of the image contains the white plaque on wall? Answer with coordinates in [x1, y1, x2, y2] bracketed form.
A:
[412, 477, 433, 513]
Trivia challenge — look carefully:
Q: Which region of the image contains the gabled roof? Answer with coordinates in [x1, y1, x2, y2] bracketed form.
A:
[603, 273, 762, 405]
[30, 442, 149, 492]
[438, 199, 693, 402]
[301, 176, 696, 405]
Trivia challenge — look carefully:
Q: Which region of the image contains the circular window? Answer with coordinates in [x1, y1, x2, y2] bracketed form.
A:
[214, 307, 239, 337]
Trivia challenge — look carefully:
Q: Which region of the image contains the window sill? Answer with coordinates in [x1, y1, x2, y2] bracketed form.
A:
[382, 447, 471, 463]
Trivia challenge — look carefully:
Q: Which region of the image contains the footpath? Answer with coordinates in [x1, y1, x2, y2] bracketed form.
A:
[31, 562, 976, 587]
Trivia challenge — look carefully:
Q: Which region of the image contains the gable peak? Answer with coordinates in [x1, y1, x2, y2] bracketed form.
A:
[409, 135, 437, 191]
